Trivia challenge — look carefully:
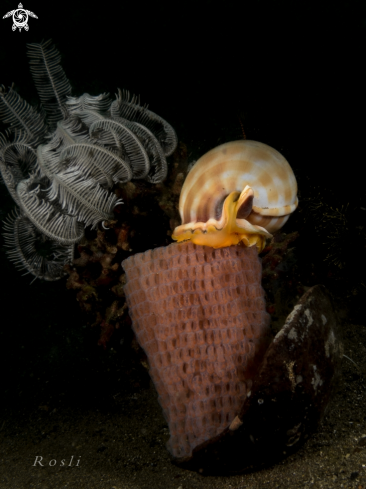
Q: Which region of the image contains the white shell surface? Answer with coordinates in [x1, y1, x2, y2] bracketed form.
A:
[179, 140, 298, 234]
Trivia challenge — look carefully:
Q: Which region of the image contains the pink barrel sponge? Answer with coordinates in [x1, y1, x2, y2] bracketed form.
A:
[122, 241, 271, 459]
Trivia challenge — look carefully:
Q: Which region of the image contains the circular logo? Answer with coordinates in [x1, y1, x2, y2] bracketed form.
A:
[13, 8, 28, 28]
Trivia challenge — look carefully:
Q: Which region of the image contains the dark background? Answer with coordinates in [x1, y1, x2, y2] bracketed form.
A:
[0, 1, 365, 408]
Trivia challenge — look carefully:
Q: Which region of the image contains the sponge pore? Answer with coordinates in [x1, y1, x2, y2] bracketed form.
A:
[122, 241, 271, 459]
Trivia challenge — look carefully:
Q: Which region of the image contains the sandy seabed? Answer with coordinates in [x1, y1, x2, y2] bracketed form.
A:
[1, 305, 365, 489]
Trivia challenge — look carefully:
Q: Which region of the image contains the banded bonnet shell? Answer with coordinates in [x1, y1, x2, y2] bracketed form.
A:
[172, 140, 298, 251]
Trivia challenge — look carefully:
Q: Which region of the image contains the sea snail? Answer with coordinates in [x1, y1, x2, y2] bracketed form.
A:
[172, 140, 298, 252]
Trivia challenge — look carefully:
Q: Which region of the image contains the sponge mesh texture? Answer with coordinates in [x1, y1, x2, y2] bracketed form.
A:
[122, 242, 270, 458]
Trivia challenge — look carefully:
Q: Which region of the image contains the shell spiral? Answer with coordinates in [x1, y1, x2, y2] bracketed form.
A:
[172, 140, 298, 251]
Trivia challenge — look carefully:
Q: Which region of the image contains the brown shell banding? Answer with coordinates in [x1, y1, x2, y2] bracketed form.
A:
[179, 140, 298, 235]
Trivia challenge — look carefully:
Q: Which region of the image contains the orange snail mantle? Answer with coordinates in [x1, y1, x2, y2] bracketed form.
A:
[172, 140, 299, 251]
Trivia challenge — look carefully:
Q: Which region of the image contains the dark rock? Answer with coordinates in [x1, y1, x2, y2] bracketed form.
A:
[175, 285, 343, 475]
[357, 435, 366, 447]
[350, 471, 359, 480]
